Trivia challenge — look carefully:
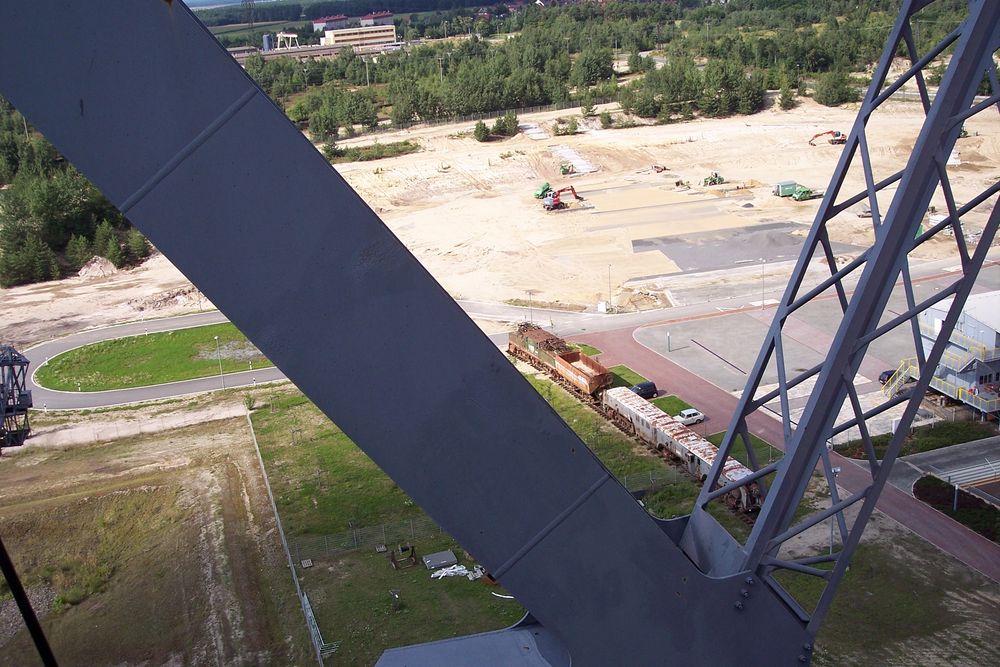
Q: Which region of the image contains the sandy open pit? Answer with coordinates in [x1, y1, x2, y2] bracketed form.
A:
[3, 96, 996, 348]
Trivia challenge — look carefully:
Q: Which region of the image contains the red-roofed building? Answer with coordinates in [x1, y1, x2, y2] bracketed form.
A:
[312, 15, 348, 32]
[359, 10, 394, 27]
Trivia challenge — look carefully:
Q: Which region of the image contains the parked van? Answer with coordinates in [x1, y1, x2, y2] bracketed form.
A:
[629, 381, 658, 399]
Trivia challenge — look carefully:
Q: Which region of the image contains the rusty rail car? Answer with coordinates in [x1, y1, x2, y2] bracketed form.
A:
[603, 387, 761, 512]
[507, 323, 613, 396]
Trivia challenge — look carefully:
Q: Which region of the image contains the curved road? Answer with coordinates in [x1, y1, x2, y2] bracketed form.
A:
[23, 253, 1000, 582]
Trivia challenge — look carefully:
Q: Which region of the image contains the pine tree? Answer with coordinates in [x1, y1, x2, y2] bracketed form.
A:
[65, 233, 93, 270]
[93, 220, 116, 260]
[779, 82, 795, 110]
[126, 228, 149, 262]
[474, 120, 490, 142]
[104, 236, 124, 268]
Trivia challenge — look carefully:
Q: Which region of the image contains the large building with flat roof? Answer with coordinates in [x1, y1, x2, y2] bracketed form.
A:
[320, 24, 397, 49]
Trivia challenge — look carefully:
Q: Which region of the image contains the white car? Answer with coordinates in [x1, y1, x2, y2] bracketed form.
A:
[675, 408, 705, 425]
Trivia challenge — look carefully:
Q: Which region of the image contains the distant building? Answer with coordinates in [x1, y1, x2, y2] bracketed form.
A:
[359, 10, 394, 27]
[321, 24, 397, 49]
[312, 15, 348, 32]
[262, 33, 275, 51]
[908, 290, 1000, 415]
[227, 45, 259, 61]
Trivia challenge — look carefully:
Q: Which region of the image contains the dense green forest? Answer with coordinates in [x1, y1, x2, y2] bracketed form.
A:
[1, 1, 971, 287]
[0, 101, 147, 288]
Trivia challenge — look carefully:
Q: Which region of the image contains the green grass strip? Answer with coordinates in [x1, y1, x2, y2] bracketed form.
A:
[608, 364, 647, 389]
[35, 323, 272, 391]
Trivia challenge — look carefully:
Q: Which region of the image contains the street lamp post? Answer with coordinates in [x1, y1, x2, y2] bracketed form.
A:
[829, 466, 841, 554]
[760, 257, 766, 309]
[608, 264, 612, 314]
[214, 335, 225, 389]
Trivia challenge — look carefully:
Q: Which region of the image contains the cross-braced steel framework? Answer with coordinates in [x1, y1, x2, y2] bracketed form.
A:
[684, 0, 1000, 632]
[0, 346, 32, 451]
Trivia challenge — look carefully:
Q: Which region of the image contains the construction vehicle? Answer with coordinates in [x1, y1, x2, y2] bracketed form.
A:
[542, 186, 584, 211]
[560, 163, 575, 175]
[808, 130, 847, 145]
[774, 181, 821, 201]
[533, 182, 553, 199]
[773, 180, 798, 197]
[702, 172, 724, 186]
[791, 185, 820, 201]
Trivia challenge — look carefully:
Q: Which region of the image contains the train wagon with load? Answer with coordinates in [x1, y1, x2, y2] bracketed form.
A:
[507, 323, 613, 396]
[602, 387, 760, 512]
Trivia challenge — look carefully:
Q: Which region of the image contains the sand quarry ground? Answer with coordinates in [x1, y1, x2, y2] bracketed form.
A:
[4, 94, 999, 350]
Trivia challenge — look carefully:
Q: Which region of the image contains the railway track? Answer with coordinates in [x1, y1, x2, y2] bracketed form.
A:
[509, 347, 757, 528]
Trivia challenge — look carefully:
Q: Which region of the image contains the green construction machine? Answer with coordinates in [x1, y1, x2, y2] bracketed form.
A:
[534, 182, 553, 199]
[702, 172, 725, 186]
[791, 185, 820, 201]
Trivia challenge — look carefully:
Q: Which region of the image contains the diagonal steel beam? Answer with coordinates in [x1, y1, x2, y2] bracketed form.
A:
[0, 1, 813, 664]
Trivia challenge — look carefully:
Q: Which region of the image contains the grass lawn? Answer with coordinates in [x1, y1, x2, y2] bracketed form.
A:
[302, 536, 524, 666]
[523, 372, 661, 478]
[567, 342, 602, 356]
[776, 532, 1000, 666]
[250, 390, 522, 663]
[608, 364, 647, 389]
[35, 322, 272, 391]
[651, 395, 692, 415]
[837, 420, 996, 460]
[523, 372, 752, 539]
[251, 392, 422, 536]
[707, 431, 782, 468]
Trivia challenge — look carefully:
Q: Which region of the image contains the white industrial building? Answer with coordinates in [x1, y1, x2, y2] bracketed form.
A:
[320, 24, 397, 49]
[905, 290, 1000, 416]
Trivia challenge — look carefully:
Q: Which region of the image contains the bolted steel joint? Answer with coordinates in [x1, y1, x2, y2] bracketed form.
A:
[733, 601, 744, 610]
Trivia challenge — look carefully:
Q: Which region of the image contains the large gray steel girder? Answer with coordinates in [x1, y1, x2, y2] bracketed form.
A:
[0, 2, 808, 665]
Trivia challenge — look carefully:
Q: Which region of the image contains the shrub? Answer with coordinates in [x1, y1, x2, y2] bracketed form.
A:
[474, 120, 490, 142]
[814, 70, 858, 107]
[599, 111, 613, 128]
[779, 81, 796, 110]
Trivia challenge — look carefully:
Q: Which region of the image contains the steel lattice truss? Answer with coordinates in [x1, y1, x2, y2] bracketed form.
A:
[0, 346, 32, 451]
[686, 0, 1000, 631]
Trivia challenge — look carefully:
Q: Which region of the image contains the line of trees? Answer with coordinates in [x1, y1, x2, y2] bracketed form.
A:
[245, 0, 966, 138]
[0, 99, 148, 288]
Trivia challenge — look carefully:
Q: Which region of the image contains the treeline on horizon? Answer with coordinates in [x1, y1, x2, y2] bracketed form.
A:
[194, 0, 491, 26]
[245, 0, 969, 141]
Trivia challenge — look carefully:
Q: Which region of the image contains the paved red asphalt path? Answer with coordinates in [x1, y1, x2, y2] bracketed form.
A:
[576, 325, 1000, 583]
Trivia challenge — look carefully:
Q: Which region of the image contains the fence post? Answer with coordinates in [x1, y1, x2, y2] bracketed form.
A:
[410, 519, 415, 541]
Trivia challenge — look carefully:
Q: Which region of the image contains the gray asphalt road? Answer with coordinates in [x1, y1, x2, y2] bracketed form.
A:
[24, 251, 999, 410]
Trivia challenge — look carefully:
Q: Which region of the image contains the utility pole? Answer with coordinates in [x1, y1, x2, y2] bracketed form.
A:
[608, 264, 612, 313]
[214, 335, 226, 389]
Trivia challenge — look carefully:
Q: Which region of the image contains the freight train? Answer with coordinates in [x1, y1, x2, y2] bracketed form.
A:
[507, 323, 761, 513]
[602, 387, 761, 512]
[507, 323, 613, 395]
